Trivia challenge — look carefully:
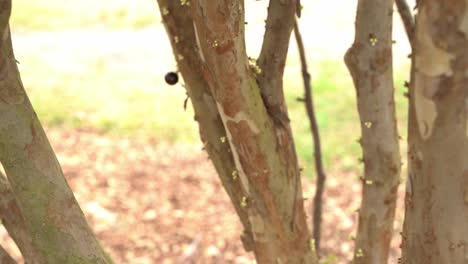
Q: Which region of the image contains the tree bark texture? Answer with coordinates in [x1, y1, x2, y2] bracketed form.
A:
[344, 0, 402, 263]
[157, 1, 317, 263]
[156, 0, 252, 241]
[0, 172, 42, 262]
[0, 1, 113, 263]
[401, 1, 468, 263]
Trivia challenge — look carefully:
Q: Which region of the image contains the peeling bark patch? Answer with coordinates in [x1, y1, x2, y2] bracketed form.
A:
[414, 75, 438, 140]
[192, 22, 206, 63]
[458, 2, 468, 37]
[225, 121, 263, 175]
[217, 103, 260, 134]
[220, 122, 250, 195]
[415, 7, 455, 77]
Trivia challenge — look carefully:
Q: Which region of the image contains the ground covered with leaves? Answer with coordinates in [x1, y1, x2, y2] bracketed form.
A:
[1, 128, 405, 263]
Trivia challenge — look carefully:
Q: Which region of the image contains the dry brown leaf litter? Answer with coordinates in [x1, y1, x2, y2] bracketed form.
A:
[0, 128, 405, 263]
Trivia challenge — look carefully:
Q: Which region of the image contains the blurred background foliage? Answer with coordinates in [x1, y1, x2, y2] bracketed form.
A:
[9, 0, 412, 178]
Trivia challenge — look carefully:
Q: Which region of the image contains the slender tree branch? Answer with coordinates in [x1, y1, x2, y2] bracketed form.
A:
[0, 244, 16, 264]
[156, 0, 253, 243]
[0, 171, 41, 262]
[395, 0, 415, 47]
[293, 20, 327, 252]
[257, 0, 298, 126]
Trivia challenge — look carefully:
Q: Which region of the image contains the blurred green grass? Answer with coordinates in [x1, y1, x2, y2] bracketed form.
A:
[11, 0, 411, 176]
[11, 0, 157, 31]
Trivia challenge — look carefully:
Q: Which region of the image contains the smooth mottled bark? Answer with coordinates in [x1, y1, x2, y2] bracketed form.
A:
[0, 1, 112, 263]
[401, 1, 468, 263]
[293, 20, 327, 252]
[345, 0, 401, 263]
[157, 0, 317, 262]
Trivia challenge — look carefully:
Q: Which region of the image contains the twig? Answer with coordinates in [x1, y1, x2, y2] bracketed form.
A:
[0, 244, 16, 264]
[395, 0, 415, 47]
[293, 19, 327, 252]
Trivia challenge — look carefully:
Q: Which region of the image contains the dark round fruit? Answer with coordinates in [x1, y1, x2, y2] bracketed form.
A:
[165, 72, 179, 85]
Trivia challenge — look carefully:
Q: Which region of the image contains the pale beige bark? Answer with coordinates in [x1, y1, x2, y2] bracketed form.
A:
[157, 0, 317, 262]
[401, 1, 468, 263]
[0, 1, 113, 263]
[345, 0, 401, 263]
[0, 244, 16, 264]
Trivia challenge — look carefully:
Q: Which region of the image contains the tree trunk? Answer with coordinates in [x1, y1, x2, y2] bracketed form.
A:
[0, 1, 113, 263]
[401, 1, 468, 263]
[156, 1, 317, 262]
[344, 0, 401, 263]
[156, 0, 252, 241]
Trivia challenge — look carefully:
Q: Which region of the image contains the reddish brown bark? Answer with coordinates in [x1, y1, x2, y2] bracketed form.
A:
[157, 0, 317, 262]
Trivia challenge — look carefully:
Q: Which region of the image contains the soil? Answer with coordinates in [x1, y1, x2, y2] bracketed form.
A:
[0, 128, 405, 263]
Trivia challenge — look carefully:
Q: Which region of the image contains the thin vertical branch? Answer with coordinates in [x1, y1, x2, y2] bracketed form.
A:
[395, 0, 415, 47]
[258, 0, 298, 115]
[293, 20, 326, 252]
